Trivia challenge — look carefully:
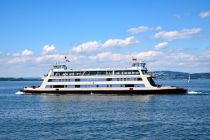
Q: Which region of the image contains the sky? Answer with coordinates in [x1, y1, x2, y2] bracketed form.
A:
[0, 0, 210, 77]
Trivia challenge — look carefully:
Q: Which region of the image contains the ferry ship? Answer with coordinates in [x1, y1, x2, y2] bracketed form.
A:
[20, 59, 187, 94]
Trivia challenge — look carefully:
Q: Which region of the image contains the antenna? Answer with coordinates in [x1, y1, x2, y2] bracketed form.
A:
[140, 59, 145, 63]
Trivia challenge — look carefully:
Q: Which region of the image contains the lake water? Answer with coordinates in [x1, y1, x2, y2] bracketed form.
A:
[0, 80, 210, 139]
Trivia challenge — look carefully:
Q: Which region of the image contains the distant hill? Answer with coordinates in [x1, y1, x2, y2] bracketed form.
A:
[0, 71, 210, 81]
[0, 77, 42, 81]
[153, 71, 210, 80]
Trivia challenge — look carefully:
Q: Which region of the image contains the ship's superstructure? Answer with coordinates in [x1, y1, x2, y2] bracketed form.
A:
[21, 59, 187, 94]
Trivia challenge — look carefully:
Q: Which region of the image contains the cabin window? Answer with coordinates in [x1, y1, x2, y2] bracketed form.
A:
[107, 78, 112, 81]
[134, 84, 145, 87]
[64, 84, 144, 88]
[53, 85, 64, 88]
[90, 71, 97, 75]
[53, 71, 112, 76]
[45, 85, 53, 88]
[114, 70, 140, 75]
[75, 85, 80, 88]
[75, 79, 80, 82]
[137, 78, 142, 81]
[141, 70, 148, 75]
[125, 84, 134, 87]
[112, 84, 121, 87]
[106, 71, 112, 75]
[83, 71, 112, 76]
[67, 85, 75, 88]
[74, 72, 81, 76]
[98, 84, 107, 88]
[124, 71, 128, 75]
[49, 77, 141, 83]
[68, 72, 74, 76]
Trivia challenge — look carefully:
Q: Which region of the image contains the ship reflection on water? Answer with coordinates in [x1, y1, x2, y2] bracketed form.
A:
[38, 94, 155, 125]
[39, 94, 154, 103]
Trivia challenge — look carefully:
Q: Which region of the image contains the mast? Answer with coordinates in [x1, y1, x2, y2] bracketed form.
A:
[188, 73, 191, 83]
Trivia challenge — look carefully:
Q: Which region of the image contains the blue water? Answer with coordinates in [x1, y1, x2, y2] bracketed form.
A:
[0, 80, 210, 139]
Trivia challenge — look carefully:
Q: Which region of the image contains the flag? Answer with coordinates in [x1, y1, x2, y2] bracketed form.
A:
[132, 57, 137, 61]
[65, 56, 70, 62]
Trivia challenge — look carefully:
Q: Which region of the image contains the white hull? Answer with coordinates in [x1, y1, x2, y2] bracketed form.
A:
[21, 87, 187, 94]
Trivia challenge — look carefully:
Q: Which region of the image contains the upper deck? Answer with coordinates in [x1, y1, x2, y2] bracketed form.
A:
[50, 59, 151, 77]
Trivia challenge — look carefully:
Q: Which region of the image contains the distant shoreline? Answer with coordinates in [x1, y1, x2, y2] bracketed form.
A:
[0, 71, 209, 81]
[0, 78, 42, 81]
[153, 71, 210, 80]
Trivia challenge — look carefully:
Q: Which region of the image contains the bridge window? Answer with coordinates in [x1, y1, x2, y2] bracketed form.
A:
[147, 77, 156, 86]
[53, 65, 67, 70]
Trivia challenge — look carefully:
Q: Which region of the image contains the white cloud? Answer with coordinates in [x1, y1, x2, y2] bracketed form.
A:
[7, 53, 78, 64]
[72, 36, 138, 53]
[204, 51, 210, 58]
[156, 26, 162, 30]
[35, 54, 80, 64]
[89, 51, 197, 67]
[43, 45, 56, 54]
[8, 57, 32, 64]
[90, 50, 162, 62]
[102, 36, 138, 48]
[154, 28, 201, 41]
[3, 47, 210, 74]
[89, 52, 129, 61]
[154, 42, 169, 50]
[71, 41, 100, 53]
[165, 53, 198, 61]
[199, 11, 210, 19]
[128, 26, 162, 34]
[35, 54, 64, 63]
[12, 49, 33, 56]
[135, 51, 162, 59]
[174, 14, 181, 19]
[139, 51, 204, 72]
[21, 49, 33, 56]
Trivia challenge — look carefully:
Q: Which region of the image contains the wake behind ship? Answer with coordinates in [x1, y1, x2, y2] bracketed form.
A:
[20, 59, 187, 94]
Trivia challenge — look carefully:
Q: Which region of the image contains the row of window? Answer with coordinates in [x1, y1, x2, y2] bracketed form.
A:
[53, 70, 140, 76]
[114, 70, 140, 75]
[48, 78, 142, 82]
[46, 84, 145, 88]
